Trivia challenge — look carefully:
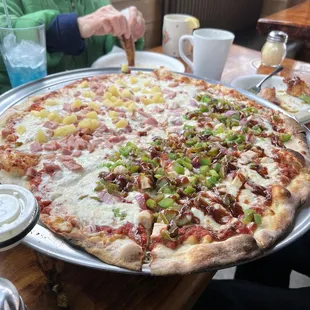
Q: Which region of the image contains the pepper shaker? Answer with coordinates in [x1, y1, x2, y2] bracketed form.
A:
[0, 278, 26, 310]
[261, 31, 288, 67]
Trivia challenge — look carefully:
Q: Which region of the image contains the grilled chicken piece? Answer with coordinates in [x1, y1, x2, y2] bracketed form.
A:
[284, 76, 310, 97]
[259, 87, 280, 105]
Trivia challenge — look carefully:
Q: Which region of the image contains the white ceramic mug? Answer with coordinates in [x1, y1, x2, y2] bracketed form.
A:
[179, 28, 235, 80]
[162, 14, 199, 57]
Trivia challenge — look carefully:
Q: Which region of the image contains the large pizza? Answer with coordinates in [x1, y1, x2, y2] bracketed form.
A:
[0, 69, 309, 275]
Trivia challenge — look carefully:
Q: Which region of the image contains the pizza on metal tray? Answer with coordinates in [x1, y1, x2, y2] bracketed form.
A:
[0, 68, 309, 275]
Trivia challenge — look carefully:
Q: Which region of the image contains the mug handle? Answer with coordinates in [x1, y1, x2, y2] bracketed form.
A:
[179, 35, 194, 70]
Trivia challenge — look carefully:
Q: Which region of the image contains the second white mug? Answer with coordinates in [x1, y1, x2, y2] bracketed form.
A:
[179, 28, 235, 80]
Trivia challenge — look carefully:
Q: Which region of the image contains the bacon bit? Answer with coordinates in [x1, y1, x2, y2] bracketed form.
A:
[61, 148, 72, 155]
[28, 102, 44, 111]
[43, 121, 58, 129]
[143, 117, 158, 126]
[1, 128, 14, 138]
[72, 150, 82, 157]
[30, 142, 43, 153]
[108, 135, 126, 143]
[43, 162, 61, 173]
[25, 167, 37, 178]
[81, 134, 92, 141]
[44, 140, 60, 151]
[62, 160, 83, 171]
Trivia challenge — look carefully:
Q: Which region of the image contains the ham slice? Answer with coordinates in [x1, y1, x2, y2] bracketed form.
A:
[108, 135, 126, 143]
[61, 148, 72, 155]
[44, 140, 60, 151]
[62, 160, 83, 171]
[162, 88, 177, 99]
[143, 117, 158, 126]
[30, 142, 43, 153]
[43, 162, 61, 173]
[43, 121, 58, 129]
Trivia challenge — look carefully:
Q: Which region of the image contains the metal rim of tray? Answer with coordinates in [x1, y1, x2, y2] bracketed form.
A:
[0, 67, 309, 275]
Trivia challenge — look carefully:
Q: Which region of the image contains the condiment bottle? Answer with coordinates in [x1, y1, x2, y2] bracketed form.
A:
[261, 31, 288, 67]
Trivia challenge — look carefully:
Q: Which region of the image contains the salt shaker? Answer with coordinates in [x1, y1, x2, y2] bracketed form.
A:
[0, 185, 39, 310]
[261, 31, 288, 67]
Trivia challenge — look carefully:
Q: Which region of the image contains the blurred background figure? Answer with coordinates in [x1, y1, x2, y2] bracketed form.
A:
[0, 1, 145, 93]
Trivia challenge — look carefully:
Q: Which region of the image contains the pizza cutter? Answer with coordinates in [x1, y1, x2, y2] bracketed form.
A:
[0, 185, 39, 310]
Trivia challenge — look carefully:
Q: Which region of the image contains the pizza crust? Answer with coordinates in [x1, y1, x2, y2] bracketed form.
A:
[41, 215, 144, 271]
[150, 234, 261, 275]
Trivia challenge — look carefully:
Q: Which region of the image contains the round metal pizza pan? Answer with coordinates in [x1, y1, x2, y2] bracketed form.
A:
[0, 68, 309, 275]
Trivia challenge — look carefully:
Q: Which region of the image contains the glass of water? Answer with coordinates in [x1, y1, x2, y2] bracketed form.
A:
[0, 18, 47, 88]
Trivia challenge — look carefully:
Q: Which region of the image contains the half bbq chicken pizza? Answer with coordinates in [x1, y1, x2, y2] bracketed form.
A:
[0, 69, 309, 275]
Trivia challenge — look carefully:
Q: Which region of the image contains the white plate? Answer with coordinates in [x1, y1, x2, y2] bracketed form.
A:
[91, 51, 185, 73]
[232, 75, 310, 124]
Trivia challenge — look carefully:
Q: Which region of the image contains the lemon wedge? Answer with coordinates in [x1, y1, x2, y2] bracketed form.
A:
[185, 17, 200, 29]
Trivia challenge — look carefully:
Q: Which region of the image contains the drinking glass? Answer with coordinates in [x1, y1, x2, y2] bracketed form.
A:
[0, 18, 47, 88]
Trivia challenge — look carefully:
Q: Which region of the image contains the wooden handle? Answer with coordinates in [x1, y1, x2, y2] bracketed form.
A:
[121, 36, 135, 67]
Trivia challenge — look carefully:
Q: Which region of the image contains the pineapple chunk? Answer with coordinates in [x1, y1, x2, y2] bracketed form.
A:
[88, 102, 100, 110]
[54, 124, 77, 137]
[121, 64, 129, 73]
[103, 92, 112, 100]
[48, 112, 62, 123]
[117, 79, 126, 87]
[71, 99, 82, 109]
[79, 80, 89, 88]
[132, 87, 141, 92]
[16, 125, 26, 135]
[144, 81, 151, 87]
[45, 99, 58, 106]
[151, 86, 161, 93]
[109, 111, 119, 119]
[86, 111, 98, 119]
[142, 97, 152, 105]
[83, 91, 95, 98]
[142, 89, 151, 94]
[63, 114, 78, 125]
[110, 96, 118, 103]
[115, 99, 124, 107]
[115, 118, 128, 128]
[35, 129, 48, 143]
[78, 119, 99, 131]
[108, 86, 120, 97]
[130, 76, 137, 84]
[127, 102, 136, 112]
[32, 109, 49, 118]
[158, 96, 165, 103]
[103, 100, 113, 108]
[122, 89, 133, 99]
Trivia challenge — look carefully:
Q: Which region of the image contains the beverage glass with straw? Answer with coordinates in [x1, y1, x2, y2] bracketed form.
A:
[0, 10, 47, 88]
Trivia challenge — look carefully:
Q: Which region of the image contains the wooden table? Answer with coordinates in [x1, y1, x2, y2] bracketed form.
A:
[257, 0, 310, 41]
[1, 44, 310, 310]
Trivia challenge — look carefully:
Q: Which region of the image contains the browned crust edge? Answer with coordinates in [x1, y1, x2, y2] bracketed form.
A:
[150, 234, 261, 275]
[40, 215, 144, 271]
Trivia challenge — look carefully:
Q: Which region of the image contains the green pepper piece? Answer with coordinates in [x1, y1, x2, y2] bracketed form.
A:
[146, 199, 157, 210]
[174, 163, 185, 174]
[200, 104, 209, 112]
[168, 153, 177, 160]
[94, 183, 105, 192]
[300, 93, 310, 104]
[130, 165, 140, 173]
[158, 198, 175, 208]
[90, 196, 102, 202]
[254, 213, 262, 225]
[242, 209, 254, 224]
[200, 165, 210, 175]
[119, 146, 131, 157]
[161, 186, 174, 194]
[279, 133, 291, 142]
[219, 165, 226, 179]
[214, 163, 221, 173]
[205, 178, 214, 189]
[161, 229, 176, 241]
[78, 195, 88, 200]
[209, 169, 219, 177]
[184, 186, 196, 195]
[207, 147, 219, 156]
[201, 95, 211, 103]
[199, 157, 211, 166]
[186, 138, 198, 146]
[235, 135, 245, 145]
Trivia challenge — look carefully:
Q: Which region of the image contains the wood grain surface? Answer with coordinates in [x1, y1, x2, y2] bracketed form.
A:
[257, 0, 310, 40]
